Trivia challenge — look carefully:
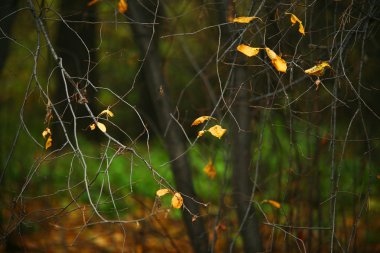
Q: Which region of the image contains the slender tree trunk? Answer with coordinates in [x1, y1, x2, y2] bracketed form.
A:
[128, 2, 209, 253]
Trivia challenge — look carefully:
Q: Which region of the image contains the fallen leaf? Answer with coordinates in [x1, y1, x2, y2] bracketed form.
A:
[304, 61, 331, 76]
[42, 128, 51, 139]
[286, 13, 305, 35]
[98, 109, 114, 118]
[171, 192, 183, 209]
[90, 123, 96, 130]
[233, 16, 261, 23]
[265, 48, 287, 73]
[96, 122, 107, 133]
[237, 44, 261, 57]
[203, 160, 217, 179]
[156, 188, 171, 197]
[118, 0, 127, 14]
[191, 116, 215, 126]
[262, 199, 281, 209]
[45, 136, 52, 150]
[208, 125, 227, 139]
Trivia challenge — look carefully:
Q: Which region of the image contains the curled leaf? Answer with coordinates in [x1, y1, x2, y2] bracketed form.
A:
[118, 0, 128, 14]
[42, 127, 51, 139]
[96, 122, 107, 133]
[98, 109, 114, 118]
[191, 116, 216, 126]
[89, 123, 96, 130]
[156, 188, 171, 197]
[171, 192, 183, 209]
[45, 136, 52, 150]
[233, 16, 262, 23]
[304, 61, 331, 76]
[203, 160, 217, 179]
[237, 44, 261, 57]
[265, 48, 287, 73]
[262, 199, 281, 209]
[208, 125, 227, 139]
[286, 13, 305, 35]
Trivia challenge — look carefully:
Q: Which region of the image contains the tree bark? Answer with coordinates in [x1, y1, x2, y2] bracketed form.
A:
[128, 2, 209, 253]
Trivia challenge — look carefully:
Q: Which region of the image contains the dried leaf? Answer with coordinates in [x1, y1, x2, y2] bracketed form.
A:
[90, 123, 96, 131]
[118, 0, 127, 14]
[233, 16, 261, 23]
[96, 122, 107, 133]
[262, 199, 281, 209]
[304, 62, 331, 76]
[98, 109, 114, 118]
[42, 127, 51, 139]
[45, 136, 52, 150]
[265, 48, 287, 73]
[171, 192, 183, 209]
[237, 44, 261, 57]
[191, 116, 215, 126]
[286, 13, 305, 35]
[156, 188, 171, 197]
[203, 160, 217, 179]
[208, 125, 227, 139]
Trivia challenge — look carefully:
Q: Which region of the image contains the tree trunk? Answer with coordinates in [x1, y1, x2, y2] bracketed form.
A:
[128, 2, 209, 253]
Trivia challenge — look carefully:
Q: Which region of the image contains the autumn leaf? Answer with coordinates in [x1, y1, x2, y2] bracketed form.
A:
[89, 123, 96, 130]
[96, 122, 107, 133]
[171, 192, 183, 209]
[286, 13, 305, 35]
[197, 130, 206, 137]
[304, 61, 331, 76]
[118, 0, 127, 14]
[232, 16, 262, 23]
[237, 44, 261, 57]
[203, 160, 217, 179]
[265, 48, 287, 73]
[262, 199, 281, 209]
[156, 188, 171, 197]
[45, 136, 52, 150]
[208, 125, 227, 139]
[42, 127, 51, 139]
[98, 109, 114, 118]
[191, 116, 215, 126]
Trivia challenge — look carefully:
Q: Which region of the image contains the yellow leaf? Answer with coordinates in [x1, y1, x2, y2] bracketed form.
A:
[197, 130, 206, 137]
[171, 192, 183, 209]
[237, 44, 261, 57]
[45, 136, 52, 150]
[265, 48, 287, 73]
[304, 62, 331, 76]
[156, 188, 171, 197]
[191, 116, 215, 126]
[96, 122, 107, 133]
[262, 199, 281, 209]
[233, 16, 261, 23]
[286, 13, 305, 35]
[203, 160, 216, 179]
[89, 123, 96, 130]
[42, 127, 51, 139]
[98, 109, 114, 118]
[208, 125, 227, 139]
[118, 0, 127, 14]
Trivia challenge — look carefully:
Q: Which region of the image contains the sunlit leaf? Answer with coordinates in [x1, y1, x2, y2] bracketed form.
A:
[286, 13, 305, 35]
[304, 61, 331, 76]
[265, 48, 287, 73]
[203, 159, 217, 179]
[118, 0, 127, 14]
[171, 192, 183, 209]
[90, 123, 96, 130]
[191, 116, 215, 126]
[96, 122, 107, 133]
[262, 199, 281, 209]
[45, 136, 52, 150]
[232, 16, 261, 23]
[197, 130, 206, 138]
[42, 127, 51, 139]
[237, 44, 261, 57]
[156, 188, 171, 197]
[98, 109, 114, 118]
[208, 125, 227, 139]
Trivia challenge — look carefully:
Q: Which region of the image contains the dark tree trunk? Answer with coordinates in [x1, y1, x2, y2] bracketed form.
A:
[127, 2, 209, 253]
